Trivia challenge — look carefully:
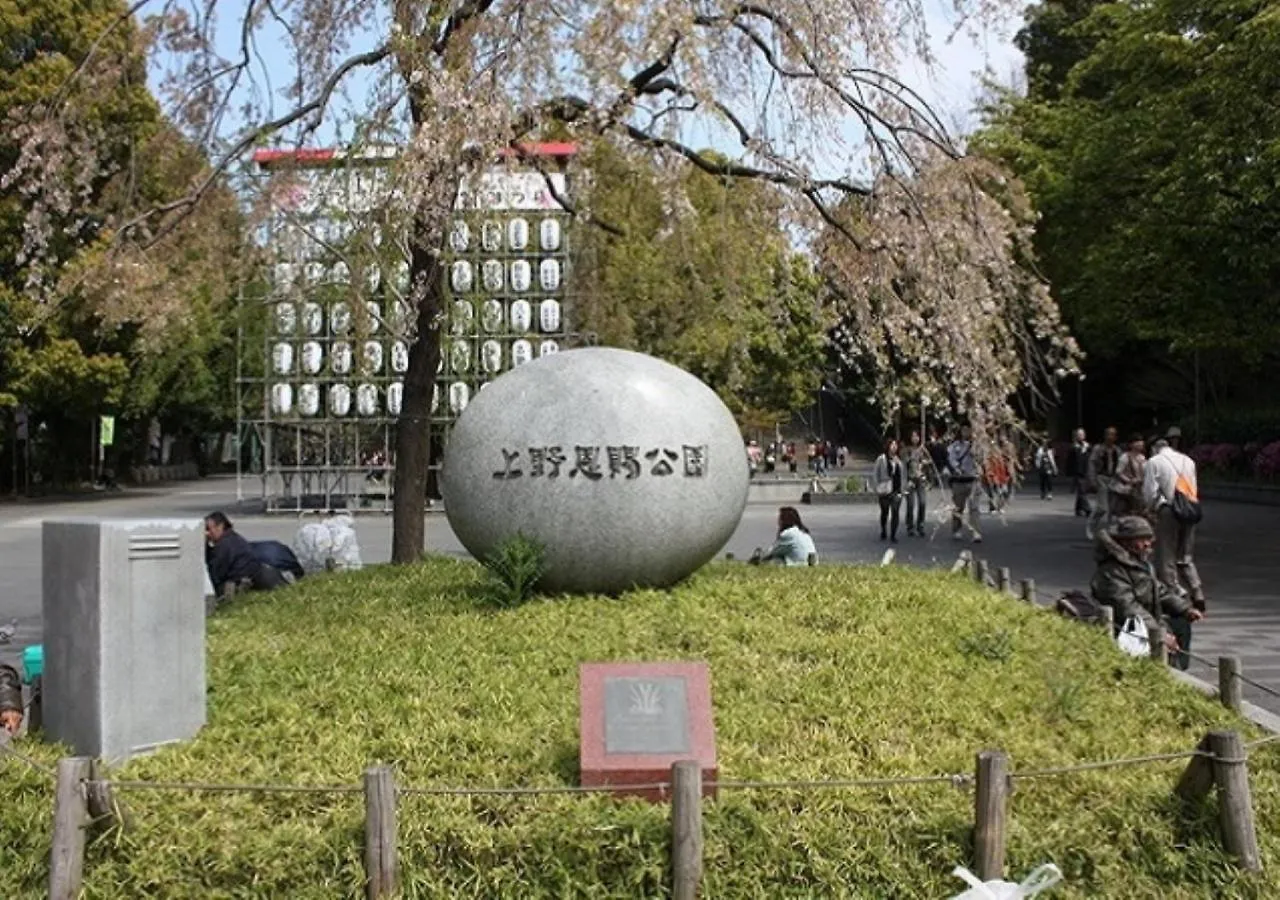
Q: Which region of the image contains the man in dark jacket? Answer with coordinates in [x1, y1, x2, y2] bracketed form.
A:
[205, 512, 285, 598]
[1091, 516, 1203, 669]
[1, 664, 23, 735]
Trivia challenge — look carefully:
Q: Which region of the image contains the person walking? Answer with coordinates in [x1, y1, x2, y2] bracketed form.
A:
[1111, 433, 1147, 517]
[1143, 433, 1206, 611]
[1034, 441, 1058, 500]
[946, 425, 982, 543]
[874, 438, 905, 542]
[1069, 428, 1091, 518]
[904, 430, 932, 537]
[1086, 426, 1121, 540]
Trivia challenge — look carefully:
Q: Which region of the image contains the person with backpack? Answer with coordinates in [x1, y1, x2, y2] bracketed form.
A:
[1143, 433, 1206, 611]
[1034, 441, 1057, 500]
[946, 424, 982, 543]
[1091, 516, 1202, 669]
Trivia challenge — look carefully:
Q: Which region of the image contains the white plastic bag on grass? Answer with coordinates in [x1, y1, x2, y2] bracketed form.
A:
[1117, 615, 1149, 658]
[295, 513, 364, 573]
[948, 863, 1062, 899]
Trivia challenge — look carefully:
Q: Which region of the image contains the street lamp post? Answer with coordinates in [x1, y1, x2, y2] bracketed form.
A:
[1076, 374, 1086, 430]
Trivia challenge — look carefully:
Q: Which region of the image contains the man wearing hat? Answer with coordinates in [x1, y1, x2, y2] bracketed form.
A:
[1092, 516, 1203, 668]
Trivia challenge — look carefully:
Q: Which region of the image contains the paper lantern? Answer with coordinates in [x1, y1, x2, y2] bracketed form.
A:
[298, 383, 320, 417]
[275, 302, 297, 335]
[331, 341, 353, 375]
[365, 301, 382, 333]
[450, 340, 472, 373]
[539, 299, 561, 333]
[451, 260, 473, 293]
[330, 302, 351, 334]
[509, 299, 532, 333]
[332, 261, 350, 284]
[302, 302, 324, 335]
[539, 218, 561, 251]
[301, 341, 323, 374]
[482, 220, 503, 252]
[481, 259, 504, 292]
[356, 384, 379, 416]
[539, 259, 561, 291]
[539, 339, 560, 357]
[508, 217, 529, 250]
[452, 300, 474, 334]
[509, 260, 531, 292]
[391, 341, 409, 373]
[449, 382, 470, 414]
[271, 383, 293, 415]
[481, 340, 502, 374]
[511, 339, 533, 367]
[329, 383, 352, 416]
[272, 342, 294, 375]
[449, 220, 470, 252]
[387, 382, 404, 416]
[480, 299, 503, 333]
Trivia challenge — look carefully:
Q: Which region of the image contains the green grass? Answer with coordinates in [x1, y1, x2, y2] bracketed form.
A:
[3, 559, 1278, 898]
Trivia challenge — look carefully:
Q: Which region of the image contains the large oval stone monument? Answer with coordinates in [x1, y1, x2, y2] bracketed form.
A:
[442, 348, 749, 594]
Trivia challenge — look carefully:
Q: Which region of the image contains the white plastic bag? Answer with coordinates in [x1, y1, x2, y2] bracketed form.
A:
[1117, 615, 1149, 658]
[948, 864, 1062, 899]
[294, 513, 364, 574]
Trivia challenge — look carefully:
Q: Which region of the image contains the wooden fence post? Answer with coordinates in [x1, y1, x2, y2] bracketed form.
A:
[1174, 735, 1214, 802]
[1208, 731, 1261, 872]
[86, 760, 129, 835]
[671, 760, 703, 900]
[363, 766, 399, 899]
[1148, 624, 1168, 665]
[49, 756, 91, 900]
[997, 567, 1011, 595]
[1219, 657, 1243, 713]
[1099, 605, 1115, 635]
[1019, 579, 1035, 604]
[974, 559, 989, 588]
[974, 750, 1009, 881]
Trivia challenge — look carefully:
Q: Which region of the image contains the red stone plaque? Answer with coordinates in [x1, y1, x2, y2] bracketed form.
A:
[579, 661, 717, 802]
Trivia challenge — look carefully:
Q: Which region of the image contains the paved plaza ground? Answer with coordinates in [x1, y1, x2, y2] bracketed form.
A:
[2, 475, 1278, 711]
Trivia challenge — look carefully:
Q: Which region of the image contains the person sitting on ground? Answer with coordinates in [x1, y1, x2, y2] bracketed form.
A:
[1091, 515, 1203, 670]
[205, 511, 285, 599]
[1, 663, 24, 735]
[250, 539, 305, 583]
[750, 506, 818, 566]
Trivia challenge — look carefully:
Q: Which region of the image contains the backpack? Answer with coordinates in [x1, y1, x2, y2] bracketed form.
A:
[1055, 589, 1106, 625]
[1170, 470, 1203, 525]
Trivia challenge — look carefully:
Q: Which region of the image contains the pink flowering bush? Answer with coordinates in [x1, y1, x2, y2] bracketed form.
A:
[1190, 443, 1244, 471]
[1253, 441, 1280, 479]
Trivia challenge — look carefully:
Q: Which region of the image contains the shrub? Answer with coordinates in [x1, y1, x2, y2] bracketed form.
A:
[1254, 441, 1280, 479]
[482, 532, 547, 606]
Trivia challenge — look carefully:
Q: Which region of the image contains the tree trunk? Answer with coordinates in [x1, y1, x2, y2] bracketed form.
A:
[390, 233, 445, 564]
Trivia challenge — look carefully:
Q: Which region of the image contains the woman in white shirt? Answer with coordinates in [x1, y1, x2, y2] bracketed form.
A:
[750, 506, 818, 566]
[873, 438, 905, 542]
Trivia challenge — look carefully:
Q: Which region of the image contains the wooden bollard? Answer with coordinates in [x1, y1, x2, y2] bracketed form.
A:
[363, 766, 399, 899]
[1219, 657, 1243, 713]
[1100, 605, 1115, 635]
[671, 760, 703, 900]
[49, 757, 91, 900]
[1019, 579, 1035, 604]
[1148, 624, 1168, 665]
[1208, 731, 1261, 871]
[997, 567, 1011, 595]
[974, 559, 989, 587]
[86, 759, 130, 835]
[974, 750, 1009, 881]
[1174, 735, 1214, 802]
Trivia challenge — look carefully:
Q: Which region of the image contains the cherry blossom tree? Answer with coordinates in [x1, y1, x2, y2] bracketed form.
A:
[7, 0, 1079, 561]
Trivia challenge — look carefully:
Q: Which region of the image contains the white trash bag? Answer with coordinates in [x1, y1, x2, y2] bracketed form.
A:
[948, 864, 1062, 899]
[295, 513, 364, 574]
[1117, 615, 1149, 658]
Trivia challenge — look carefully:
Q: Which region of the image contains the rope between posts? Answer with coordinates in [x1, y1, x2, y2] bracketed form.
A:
[713, 773, 971, 791]
[1009, 749, 1209, 781]
[400, 782, 672, 798]
[0, 733, 56, 778]
[109, 780, 363, 795]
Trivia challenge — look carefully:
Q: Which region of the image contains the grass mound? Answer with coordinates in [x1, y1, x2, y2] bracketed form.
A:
[3, 559, 1278, 898]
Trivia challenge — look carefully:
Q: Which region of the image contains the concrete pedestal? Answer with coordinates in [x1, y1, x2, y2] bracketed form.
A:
[43, 519, 207, 762]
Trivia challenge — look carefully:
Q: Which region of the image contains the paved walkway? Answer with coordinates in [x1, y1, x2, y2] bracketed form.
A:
[2, 476, 1278, 712]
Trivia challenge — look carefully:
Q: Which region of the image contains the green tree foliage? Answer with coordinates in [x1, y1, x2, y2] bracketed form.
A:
[0, 0, 241, 481]
[978, 0, 1280, 364]
[574, 142, 828, 429]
